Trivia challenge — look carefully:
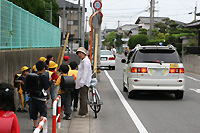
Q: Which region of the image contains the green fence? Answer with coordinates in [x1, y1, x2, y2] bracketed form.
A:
[0, 0, 61, 50]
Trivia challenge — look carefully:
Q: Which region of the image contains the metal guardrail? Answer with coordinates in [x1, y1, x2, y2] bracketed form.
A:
[33, 117, 47, 133]
[0, 0, 61, 50]
[52, 95, 62, 133]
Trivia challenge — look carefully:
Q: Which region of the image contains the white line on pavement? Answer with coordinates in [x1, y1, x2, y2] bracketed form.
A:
[190, 88, 200, 93]
[104, 70, 148, 133]
[185, 75, 200, 82]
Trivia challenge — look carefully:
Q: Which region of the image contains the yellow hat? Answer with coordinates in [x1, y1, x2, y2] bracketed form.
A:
[39, 57, 47, 62]
[21, 66, 30, 73]
[49, 61, 58, 69]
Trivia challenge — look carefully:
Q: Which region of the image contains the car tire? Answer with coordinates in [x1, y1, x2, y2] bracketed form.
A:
[112, 66, 115, 70]
[123, 82, 128, 92]
[175, 91, 184, 99]
[128, 91, 136, 99]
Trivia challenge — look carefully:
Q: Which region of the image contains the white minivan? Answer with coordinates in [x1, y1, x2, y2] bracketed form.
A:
[121, 44, 185, 99]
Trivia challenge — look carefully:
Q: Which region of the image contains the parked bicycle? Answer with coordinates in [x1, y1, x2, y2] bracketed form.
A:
[88, 69, 103, 118]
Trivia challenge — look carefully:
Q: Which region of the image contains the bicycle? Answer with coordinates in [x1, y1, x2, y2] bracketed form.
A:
[88, 75, 103, 118]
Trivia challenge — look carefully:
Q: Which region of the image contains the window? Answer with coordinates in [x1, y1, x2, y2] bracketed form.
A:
[101, 50, 112, 55]
[132, 49, 181, 63]
[68, 20, 78, 26]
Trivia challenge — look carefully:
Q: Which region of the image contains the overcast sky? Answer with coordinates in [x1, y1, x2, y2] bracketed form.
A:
[70, 0, 200, 31]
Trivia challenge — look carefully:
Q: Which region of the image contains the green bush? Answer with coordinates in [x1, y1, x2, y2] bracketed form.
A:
[146, 39, 165, 45]
[128, 34, 148, 49]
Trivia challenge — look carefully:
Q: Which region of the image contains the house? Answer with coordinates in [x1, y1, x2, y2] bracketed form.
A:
[56, 0, 87, 49]
[118, 24, 138, 36]
[135, 17, 169, 30]
[102, 29, 118, 39]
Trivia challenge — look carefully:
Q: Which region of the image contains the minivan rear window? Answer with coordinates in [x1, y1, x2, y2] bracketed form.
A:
[132, 49, 181, 63]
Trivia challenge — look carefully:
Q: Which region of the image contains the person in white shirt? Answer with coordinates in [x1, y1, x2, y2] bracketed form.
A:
[76, 47, 92, 117]
[111, 45, 116, 58]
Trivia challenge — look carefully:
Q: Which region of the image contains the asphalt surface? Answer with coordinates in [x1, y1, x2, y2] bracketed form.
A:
[90, 54, 200, 133]
[16, 54, 200, 133]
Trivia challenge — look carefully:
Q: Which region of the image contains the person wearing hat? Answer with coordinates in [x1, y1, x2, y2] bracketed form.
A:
[58, 56, 71, 72]
[49, 61, 58, 108]
[76, 47, 92, 117]
[55, 64, 72, 120]
[16, 66, 31, 112]
[32, 57, 47, 73]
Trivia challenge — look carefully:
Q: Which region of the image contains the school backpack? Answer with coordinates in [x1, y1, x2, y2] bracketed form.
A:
[25, 73, 43, 94]
[0, 111, 14, 133]
[13, 74, 22, 89]
[60, 76, 75, 92]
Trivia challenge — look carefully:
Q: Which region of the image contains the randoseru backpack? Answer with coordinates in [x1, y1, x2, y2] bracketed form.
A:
[0, 111, 14, 133]
[26, 73, 43, 94]
[60, 76, 75, 92]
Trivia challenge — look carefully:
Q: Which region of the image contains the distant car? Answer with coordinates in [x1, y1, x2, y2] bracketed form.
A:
[121, 44, 185, 99]
[100, 50, 116, 70]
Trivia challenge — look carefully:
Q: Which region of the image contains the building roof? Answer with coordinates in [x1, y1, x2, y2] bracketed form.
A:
[56, 0, 86, 11]
[185, 20, 200, 28]
[135, 17, 169, 24]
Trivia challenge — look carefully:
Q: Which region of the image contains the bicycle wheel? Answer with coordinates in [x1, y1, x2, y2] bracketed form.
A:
[94, 94, 101, 113]
[88, 89, 95, 111]
[94, 103, 97, 118]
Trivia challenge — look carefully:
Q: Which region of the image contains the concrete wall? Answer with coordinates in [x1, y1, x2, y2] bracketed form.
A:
[183, 55, 200, 74]
[0, 48, 80, 85]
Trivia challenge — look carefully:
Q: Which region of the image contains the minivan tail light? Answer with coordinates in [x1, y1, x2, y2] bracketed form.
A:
[179, 68, 184, 73]
[131, 67, 137, 73]
[109, 57, 115, 60]
[169, 68, 184, 73]
[139, 68, 147, 73]
[131, 67, 147, 73]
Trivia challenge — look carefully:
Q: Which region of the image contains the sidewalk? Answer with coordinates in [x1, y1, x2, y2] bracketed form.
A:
[57, 108, 90, 133]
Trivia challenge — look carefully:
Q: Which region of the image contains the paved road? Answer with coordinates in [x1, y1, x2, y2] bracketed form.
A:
[90, 54, 200, 133]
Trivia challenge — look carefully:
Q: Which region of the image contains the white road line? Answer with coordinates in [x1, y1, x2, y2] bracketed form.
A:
[185, 75, 200, 82]
[189, 88, 200, 93]
[104, 70, 148, 133]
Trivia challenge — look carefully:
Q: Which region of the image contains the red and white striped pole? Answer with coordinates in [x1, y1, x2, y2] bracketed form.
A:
[52, 95, 61, 133]
[33, 117, 47, 133]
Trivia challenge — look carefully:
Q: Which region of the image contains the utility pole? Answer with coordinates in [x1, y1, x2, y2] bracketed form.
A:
[118, 20, 120, 34]
[85, 16, 88, 33]
[81, 0, 85, 47]
[78, 0, 81, 45]
[149, 0, 155, 40]
[50, 2, 52, 24]
[194, 1, 197, 21]
[43, 2, 53, 24]
[63, 1, 66, 42]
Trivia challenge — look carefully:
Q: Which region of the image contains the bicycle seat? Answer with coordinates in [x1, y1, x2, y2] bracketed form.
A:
[90, 78, 98, 87]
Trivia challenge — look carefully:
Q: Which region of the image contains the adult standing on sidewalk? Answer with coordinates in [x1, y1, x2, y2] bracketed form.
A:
[111, 45, 116, 58]
[76, 47, 92, 117]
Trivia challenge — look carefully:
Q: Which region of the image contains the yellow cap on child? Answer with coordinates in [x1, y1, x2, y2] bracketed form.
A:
[49, 61, 58, 69]
[21, 66, 30, 73]
[39, 57, 47, 62]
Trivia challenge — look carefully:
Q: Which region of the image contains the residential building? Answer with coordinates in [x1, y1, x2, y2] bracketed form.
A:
[118, 24, 139, 36]
[56, 0, 87, 49]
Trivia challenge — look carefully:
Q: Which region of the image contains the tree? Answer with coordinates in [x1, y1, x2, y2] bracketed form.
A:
[115, 34, 124, 48]
[104, 31, 117, 47]
[138, 28, 148, 35]
[154, 22, 167, 33]
[8, 0, 59, 27]
[128, 34, 148, 49]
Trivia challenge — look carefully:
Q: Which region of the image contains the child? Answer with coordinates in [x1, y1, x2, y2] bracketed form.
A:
[55, 64, 72, 120]
[0, 83, 20, 133]
[16, 66, 30, 112]
[27, 61, 50, 131]
[48, 61, 58, 108]
[68, 61, 79, 111]
[32, 57, 47, 73]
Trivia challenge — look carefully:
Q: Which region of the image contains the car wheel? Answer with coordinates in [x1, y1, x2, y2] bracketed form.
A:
[123, 80, 128, 92]
[128, 91, 136, 99]
[175, 91, 184, 99]
[112, 66, 115, 70]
